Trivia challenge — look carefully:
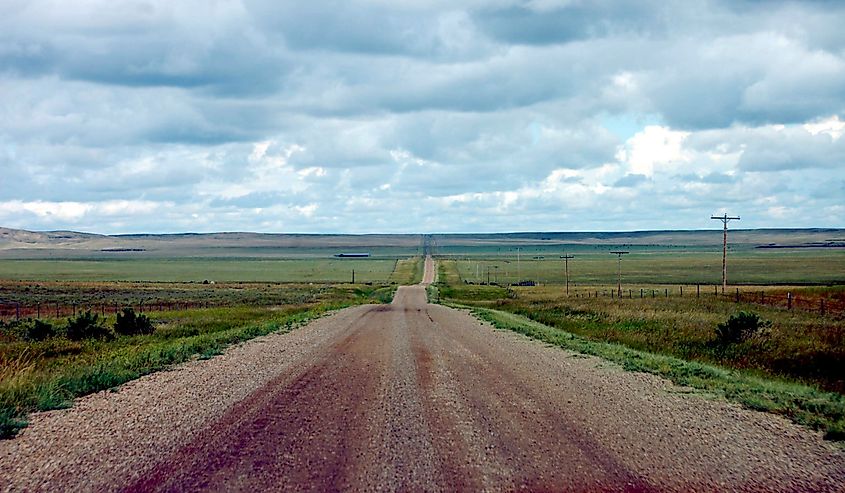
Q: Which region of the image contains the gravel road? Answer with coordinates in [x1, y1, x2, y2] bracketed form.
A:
[1, 257, 843, 491]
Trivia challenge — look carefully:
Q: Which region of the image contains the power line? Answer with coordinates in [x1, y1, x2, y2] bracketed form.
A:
[710, 213, 740, 294]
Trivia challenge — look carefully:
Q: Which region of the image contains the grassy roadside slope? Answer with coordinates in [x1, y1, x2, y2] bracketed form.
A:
[466, 306, 845, 440]
[1, 284, 395, 438]
[432, 259, 845, 440]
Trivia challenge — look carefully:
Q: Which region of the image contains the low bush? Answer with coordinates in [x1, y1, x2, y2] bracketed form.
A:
[25, 320, 55, 342]
[715, 311, 771, 345]
[65, 311, 113, 341]
[0, 319, 55, 342]
[114, 308, 155, 336]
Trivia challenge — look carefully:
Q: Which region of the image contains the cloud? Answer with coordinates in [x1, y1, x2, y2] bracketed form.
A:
[0, 1, 843, 233]
[614, 173, 648, 188]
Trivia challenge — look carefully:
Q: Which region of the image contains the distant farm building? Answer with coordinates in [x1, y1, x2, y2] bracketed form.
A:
[334, 253, 371, 258]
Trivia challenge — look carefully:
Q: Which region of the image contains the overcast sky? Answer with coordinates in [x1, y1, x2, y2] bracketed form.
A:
[1, 0, 844, 234]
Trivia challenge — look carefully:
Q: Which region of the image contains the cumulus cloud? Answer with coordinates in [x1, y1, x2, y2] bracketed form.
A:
[0, 0, 843, 233]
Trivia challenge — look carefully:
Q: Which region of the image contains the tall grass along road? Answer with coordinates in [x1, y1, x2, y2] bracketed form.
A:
[1, 258, 843, 491]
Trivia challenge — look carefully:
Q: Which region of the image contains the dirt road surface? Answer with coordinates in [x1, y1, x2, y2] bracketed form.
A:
[2, 257, 843, 491]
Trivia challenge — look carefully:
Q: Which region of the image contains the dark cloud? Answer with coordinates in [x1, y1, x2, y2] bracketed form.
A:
[472, 1, 661, 45]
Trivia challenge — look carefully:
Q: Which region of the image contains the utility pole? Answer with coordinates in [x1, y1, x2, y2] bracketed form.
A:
[516, 248, 520, 282]
[711, 213, 740, 294]
[610, 251, 629, 297]
[560, 253, 574, 296]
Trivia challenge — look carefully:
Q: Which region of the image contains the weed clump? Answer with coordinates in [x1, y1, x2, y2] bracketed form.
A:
[65, 311, 113, 341]
[25, 320, 55, 342]
[0, 319, 56, 342]
[715, 311, 771, 345]
[114, 308, 155, 336]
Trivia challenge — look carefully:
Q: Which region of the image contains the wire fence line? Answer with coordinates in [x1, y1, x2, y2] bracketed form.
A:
[556, 285, 844, 317]
[1, 285, 842, 321]
[0, 299, 219, 322]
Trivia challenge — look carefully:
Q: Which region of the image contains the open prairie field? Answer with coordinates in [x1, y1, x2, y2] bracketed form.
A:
[0, 258, 402, 283]
[445, 246, 845, 286]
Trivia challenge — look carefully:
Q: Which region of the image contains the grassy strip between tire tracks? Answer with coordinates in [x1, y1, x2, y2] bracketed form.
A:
[455, 303, 845, 441]
[0, 288, 395, 439]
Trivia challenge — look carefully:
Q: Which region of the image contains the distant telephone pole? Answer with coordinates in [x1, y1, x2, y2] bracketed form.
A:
[560, 253, 574, 295]
[610, 251, 629, 297]
[711, 213, 740, 294]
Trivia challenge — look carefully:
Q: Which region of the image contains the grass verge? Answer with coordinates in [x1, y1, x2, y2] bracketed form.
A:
[461, 304, 845, 441]
[0, 285, 395, 439]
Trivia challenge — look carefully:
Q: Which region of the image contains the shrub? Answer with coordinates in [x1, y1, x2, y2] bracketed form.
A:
[65, 311, 113, 341]
[25, 320, 55, 342]
[715, 311, 771, 344]
[114, 308, 155, 336]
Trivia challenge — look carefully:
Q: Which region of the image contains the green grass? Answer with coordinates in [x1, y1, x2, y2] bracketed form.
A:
[0, 258, 401, 283]
[0, 284, 394, 439]
[467, 306, 845, 440]
[450, 247, 845, 285]
[388, 256, 424, 285]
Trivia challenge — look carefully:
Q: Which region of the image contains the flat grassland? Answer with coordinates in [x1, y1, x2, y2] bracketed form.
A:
[0, 258, 400, 283]
[447, 246, 845, 285]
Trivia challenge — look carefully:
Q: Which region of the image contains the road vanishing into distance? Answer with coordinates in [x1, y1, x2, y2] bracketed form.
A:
[2, 257, 844, 491]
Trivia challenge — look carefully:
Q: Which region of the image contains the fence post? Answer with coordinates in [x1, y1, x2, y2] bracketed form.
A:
[37, 303, 40, 319]
[56, 303, 60, 318]
[714, 285, 718, 296]
[735, 288, 740, 303]
[820, 299, 826, 316]
[640, 289, 643, 298]
[652, 290, 656, 298]
[665, 288, 668, 298]
[696, 284, 700, 298]
[787, 292, 792, 310]
[611, 290, 614, 299]
[629, 289, 632, 299]
[680, 286, 683, 297]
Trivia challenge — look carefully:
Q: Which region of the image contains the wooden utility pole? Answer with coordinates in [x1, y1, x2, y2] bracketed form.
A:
[560, 254, 574, 295]
[711, 213, 740, 294]
[610, 251, 629, 297]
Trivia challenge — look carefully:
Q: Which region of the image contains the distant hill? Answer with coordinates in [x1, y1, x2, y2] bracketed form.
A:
[432, 229, 845, 247]
[1, 227, 843, 258]
[0, 227, 422, 257]
[0, 227, 105, 247]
